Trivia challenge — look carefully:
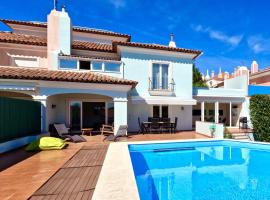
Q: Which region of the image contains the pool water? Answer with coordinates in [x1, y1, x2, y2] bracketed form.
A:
[129, 140, 270, 200]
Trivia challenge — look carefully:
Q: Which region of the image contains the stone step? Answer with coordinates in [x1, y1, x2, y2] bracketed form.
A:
[231, 133, 247, 137]
[234, 136, 250, 140]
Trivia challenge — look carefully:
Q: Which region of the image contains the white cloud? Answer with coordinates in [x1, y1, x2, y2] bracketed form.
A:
[191, 24, 243, 47]
[248, 35, 270, 54]
[109, 0, 126, 9]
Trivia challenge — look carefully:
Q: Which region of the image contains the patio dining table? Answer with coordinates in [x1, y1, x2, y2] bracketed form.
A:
[143, 121, 175, 133]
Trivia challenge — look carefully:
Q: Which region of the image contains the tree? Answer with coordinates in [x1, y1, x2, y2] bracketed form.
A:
[193, 64, 207, 87]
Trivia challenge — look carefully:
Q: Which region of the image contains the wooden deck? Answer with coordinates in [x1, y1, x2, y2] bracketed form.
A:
[0, 131, 208, 200]
[30, 144, 108, 200]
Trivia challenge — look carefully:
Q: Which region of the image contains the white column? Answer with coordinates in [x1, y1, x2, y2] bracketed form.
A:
[215, 101, 219, 123]
[229, 101, 232, 127]
[113, 97, 128, 135]
[201, 101, 205, 122]
[33, 95, 47, 133]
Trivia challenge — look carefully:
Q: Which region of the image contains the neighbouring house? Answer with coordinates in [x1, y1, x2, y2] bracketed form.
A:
[0, 6, 249, 139]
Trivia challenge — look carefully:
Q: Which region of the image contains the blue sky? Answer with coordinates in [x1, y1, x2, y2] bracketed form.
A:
[0, 0, 270, 75]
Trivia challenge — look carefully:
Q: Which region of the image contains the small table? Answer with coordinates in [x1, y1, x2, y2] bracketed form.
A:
[81, 128, 93, 136]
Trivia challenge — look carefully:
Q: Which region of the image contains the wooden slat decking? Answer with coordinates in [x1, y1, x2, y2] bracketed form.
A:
[29, 144, 108, 200]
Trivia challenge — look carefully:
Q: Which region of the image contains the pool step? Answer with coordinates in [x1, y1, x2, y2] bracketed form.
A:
[231, 133, 251, 141]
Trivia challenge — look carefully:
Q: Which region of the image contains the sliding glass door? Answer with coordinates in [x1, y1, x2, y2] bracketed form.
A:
[82, 102, 105, 130]
[69, 101, 81, 131]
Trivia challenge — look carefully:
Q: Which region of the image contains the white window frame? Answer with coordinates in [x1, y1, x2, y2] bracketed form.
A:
[59, 57, 122, 74]
[9, 54, 40, 68]
[59, 58, 79, 70]
[152, 105, 169, 118]
[91, 61, 104, 72]
[149, 61, 172, 90]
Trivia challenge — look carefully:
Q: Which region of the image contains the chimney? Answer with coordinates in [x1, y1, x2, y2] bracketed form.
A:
[251, 60, 258, 74]
[169, 34, 176, 47]
[47, 6, 71, 69]
[211, 70, 215, 78]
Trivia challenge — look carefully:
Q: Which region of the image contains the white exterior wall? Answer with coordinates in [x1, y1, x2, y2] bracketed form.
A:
[121, 50, 194, 131]
[169, 105, 193, 130]
[121, 51, 193, 98]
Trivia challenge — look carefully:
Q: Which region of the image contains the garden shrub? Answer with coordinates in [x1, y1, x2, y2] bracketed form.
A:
[250, 95, 270, 142]
[224, 127, 233, 139]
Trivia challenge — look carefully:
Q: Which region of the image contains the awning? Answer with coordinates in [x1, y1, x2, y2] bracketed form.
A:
[130, 96, 196, 105]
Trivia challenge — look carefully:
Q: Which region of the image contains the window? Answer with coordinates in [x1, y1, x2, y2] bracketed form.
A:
[91, 61, 103, 71]
[152, 63, 169, 89]
[79, 61, 90, 70]
[59, 59, 77, 69]
[161, 106, 168, 118]
[13, 57, 39, 68]
[153, 105, 168, 118]
[104, 63, 121, 72]
[153, 106, 160, 118]
[192, 110, 201, 116]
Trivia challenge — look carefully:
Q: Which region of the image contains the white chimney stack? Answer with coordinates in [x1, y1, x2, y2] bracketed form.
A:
[251, 60, 258, 74]
[169, 34, 176, 47]
[47, 6, 71, 69]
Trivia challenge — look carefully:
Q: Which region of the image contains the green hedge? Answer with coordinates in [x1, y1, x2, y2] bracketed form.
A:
[250, 95, 270, 142]
[0, 97, 41, 143]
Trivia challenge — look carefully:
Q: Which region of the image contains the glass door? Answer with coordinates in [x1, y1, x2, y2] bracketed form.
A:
[152, 64, 160, 89]
[82, 102, 105, 130]
[152, 63, 169, 89]
[69, 101, 81, 131]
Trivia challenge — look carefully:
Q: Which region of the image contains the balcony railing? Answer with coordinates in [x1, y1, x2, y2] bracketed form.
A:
[148, 77, 175, 95]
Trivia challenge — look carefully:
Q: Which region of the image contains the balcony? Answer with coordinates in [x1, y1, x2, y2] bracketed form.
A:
[148, 77, 175, 96]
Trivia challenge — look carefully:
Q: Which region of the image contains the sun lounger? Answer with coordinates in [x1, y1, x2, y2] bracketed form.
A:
[54, 124, 86, 143]
[103, 125, 128, 142]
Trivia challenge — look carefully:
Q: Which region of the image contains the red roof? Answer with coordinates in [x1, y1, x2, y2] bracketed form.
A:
[0, 19, 131, 41]
[0, 32, 114, 52]
[113, 41, 202, 59]
[0, 66, 137, 87]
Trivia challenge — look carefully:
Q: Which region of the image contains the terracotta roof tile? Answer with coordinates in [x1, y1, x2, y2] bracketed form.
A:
[113, 41, 202, 59]
[72, 40, 113, 52]
[0, 66, 137, 87]
[0, 19, 131, 40]
[0, 32, 114, 52]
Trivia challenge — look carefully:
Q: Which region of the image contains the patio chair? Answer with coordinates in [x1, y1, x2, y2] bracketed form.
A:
[171, 117, 178, 133]
[100, 124, 114, 135]
[161, 121, 172, 134]
[138, 117, 149, 134]
[103, 125, 128, 142]
[53, 124, 86, 143]
[239, 117, 248, 129]
[150, 121, 160, 133]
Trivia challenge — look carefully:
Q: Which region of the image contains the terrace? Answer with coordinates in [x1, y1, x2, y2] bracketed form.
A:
[0, 132, 208, 200]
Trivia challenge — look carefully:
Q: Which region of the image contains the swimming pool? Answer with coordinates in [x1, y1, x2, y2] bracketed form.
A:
[129, 140, 270, 200]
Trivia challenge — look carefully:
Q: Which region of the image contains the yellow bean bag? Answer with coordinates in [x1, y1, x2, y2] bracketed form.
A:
[26, 137, 67, 151]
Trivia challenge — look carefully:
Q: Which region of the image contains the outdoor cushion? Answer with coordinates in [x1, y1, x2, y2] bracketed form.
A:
[26, 137, 67, 151]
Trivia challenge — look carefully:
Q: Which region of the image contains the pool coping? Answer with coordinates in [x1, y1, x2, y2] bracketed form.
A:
[92, 138, 268, 200]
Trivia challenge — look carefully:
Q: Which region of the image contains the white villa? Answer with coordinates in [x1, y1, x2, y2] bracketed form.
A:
[0, 7, 250, 136]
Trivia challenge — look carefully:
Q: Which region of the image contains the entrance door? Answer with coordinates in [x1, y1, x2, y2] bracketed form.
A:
[82, 102, 105, 130]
